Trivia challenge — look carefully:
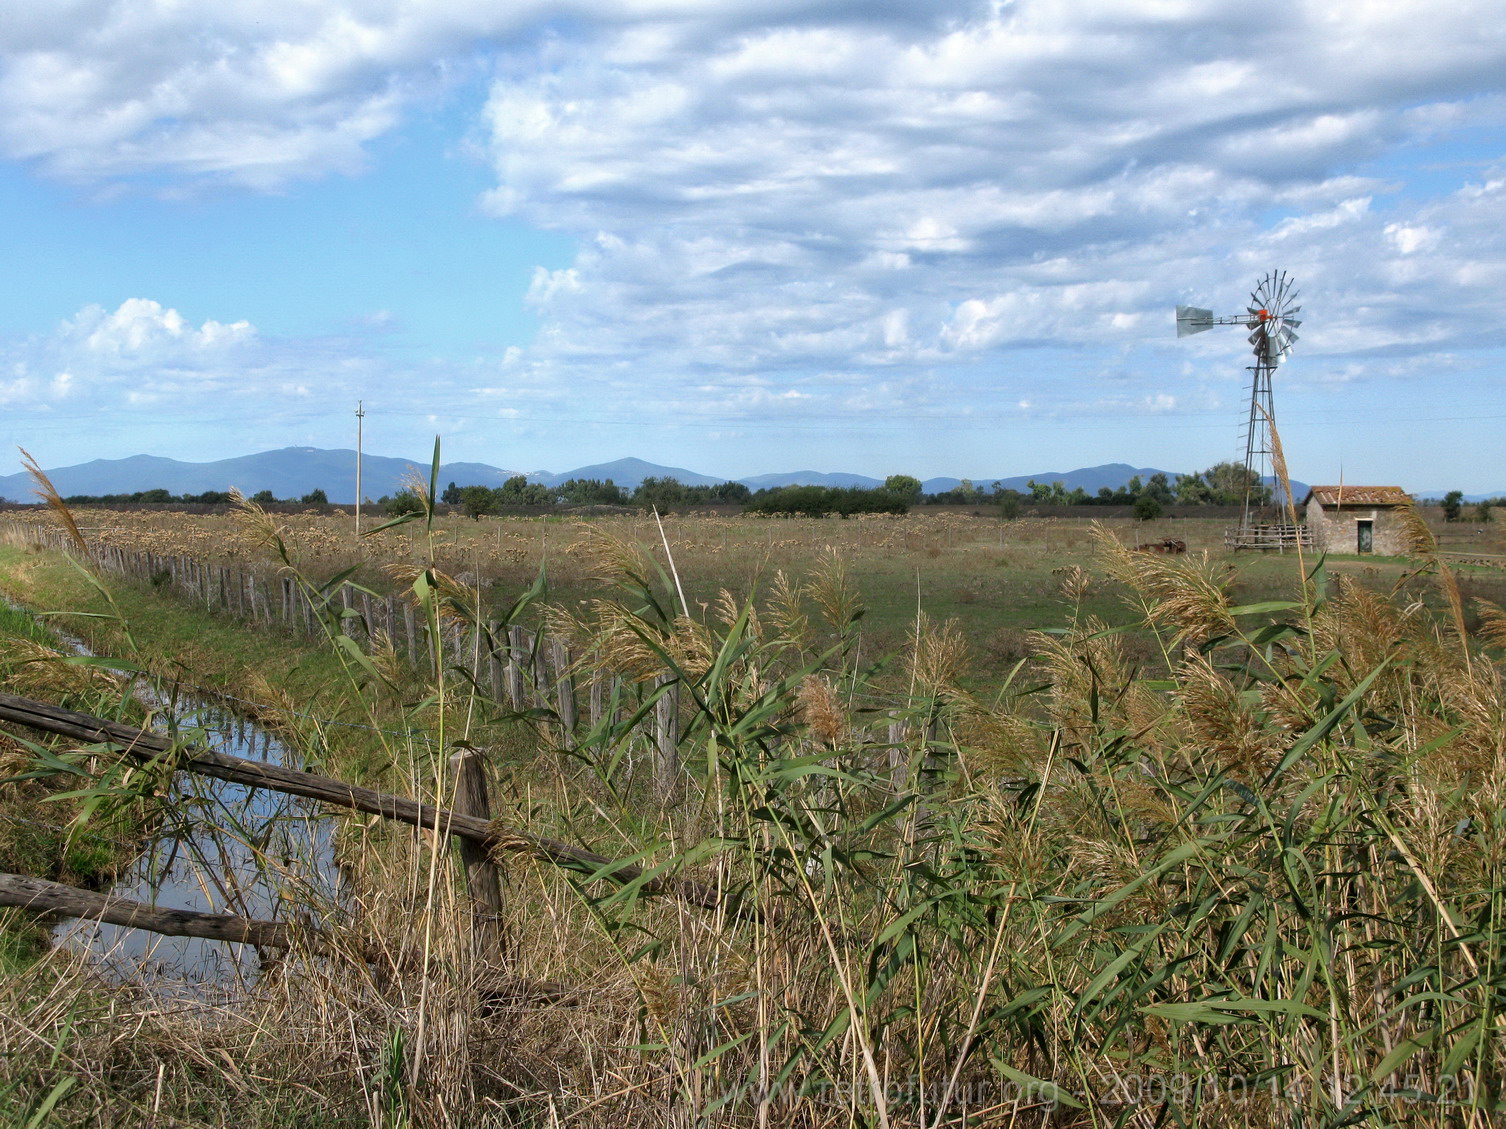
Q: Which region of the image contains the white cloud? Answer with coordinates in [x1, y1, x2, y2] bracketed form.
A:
[460, 1, 1506, 424]
[0, 1, 972, 189]
[0, 298, 366, 413]
[67, 298, 254, 357]
[5, 1, 1506, 486]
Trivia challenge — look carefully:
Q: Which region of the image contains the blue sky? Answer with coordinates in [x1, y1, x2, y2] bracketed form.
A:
[3, 1, 1505, 492]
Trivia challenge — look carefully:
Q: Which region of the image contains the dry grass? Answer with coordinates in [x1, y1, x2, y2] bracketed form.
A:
[3, 501, 1506, 1126]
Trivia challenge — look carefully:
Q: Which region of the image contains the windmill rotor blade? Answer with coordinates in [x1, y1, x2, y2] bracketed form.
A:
[1178, 272, 1303, 362]
[1176, 305, 1215, 336]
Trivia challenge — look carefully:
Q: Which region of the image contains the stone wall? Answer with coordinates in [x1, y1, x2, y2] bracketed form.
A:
[1305, 501, 1409, 555]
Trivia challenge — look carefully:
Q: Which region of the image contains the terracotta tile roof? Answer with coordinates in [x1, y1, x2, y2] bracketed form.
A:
[1303, 486, 1413, 507]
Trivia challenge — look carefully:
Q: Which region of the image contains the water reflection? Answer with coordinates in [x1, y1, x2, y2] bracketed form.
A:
[53, 705, 341, 996]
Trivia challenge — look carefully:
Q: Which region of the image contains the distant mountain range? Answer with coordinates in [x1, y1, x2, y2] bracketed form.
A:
[0, 448, 1324, 504]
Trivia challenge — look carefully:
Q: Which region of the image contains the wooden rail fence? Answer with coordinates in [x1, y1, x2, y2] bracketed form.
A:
[1, 520, 683, 790]
[1223, 522, 1314, 551]
[0, 690, 731, 962]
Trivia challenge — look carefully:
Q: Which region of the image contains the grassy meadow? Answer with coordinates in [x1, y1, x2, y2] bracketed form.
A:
[8, 502, 1500, 682]
[0, 499, 1505, 1126]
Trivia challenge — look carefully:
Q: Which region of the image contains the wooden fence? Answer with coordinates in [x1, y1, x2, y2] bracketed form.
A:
[0, 520, 681, 781]
[0, 689, 729, 971]
[1223, 522, 1314, 551]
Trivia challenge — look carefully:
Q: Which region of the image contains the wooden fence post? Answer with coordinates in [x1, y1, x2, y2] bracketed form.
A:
[654, 675, 680, 801]
[506, 626, 527, 709]
[551, 639, 577, 749]
[530, 629, 550, 708]
[887, 717, 909, 793]
[589, 671, 605, 729]
[448, 748, 507, 964]
[486, 625, 507, 703]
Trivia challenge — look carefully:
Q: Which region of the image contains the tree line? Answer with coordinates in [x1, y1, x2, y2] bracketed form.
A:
[20, 460, 1308, 520]
[1440, 491, 1499, 523]
[51, 488, 330, 506]
[400, 463, 1275, 519]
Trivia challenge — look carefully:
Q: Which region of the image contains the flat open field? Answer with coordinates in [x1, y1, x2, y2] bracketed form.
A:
[6, 503, 1504, 686]
[4, 500, 1506, 1127]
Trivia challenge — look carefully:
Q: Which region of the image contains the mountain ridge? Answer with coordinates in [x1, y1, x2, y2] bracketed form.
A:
[0, 448, 1335, 504]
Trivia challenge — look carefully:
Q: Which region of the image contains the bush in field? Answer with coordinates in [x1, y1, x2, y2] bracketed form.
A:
[557, 477, 629, 505]
[382, 490, 425, 515]
[630, 476, 750, 508]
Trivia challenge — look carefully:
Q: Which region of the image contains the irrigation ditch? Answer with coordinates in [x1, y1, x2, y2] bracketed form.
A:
[0, 688, 728, 974]
[1, 519, 695, 792]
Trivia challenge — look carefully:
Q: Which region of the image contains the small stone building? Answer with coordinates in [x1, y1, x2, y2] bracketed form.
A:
[1302, 486, 1413, 555]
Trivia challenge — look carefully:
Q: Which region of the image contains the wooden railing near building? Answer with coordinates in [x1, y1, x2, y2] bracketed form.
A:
[1224, 523, 1313, 551]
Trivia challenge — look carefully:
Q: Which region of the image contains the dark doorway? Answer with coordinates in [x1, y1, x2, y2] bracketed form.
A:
[1357, 520, 1374, 554]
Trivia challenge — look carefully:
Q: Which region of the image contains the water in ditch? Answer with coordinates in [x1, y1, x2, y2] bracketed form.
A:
[9, 607, 349, 996]
[50, 702, 345, 996]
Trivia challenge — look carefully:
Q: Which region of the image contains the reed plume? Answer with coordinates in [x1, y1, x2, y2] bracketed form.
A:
[20, 447, 86, 553]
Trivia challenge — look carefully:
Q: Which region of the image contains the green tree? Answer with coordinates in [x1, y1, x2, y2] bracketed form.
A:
[1133, 494, 1163, 522]
[995, 489, 1024, 520]
[458, 485, 497, 519]
[1441, 490, 1464, 522]
[1144, 473, 1175, 506]
[558, 478, 629, 505]
[633, 476, 688, 509]
[250, 489, 277, 504]
[300, 488, 328, 505]
[1178, 462, 1269, 507]
[1174, 472, 1212, 505]
[441, 482, 463, 505]
[383, 490, 424, 515]
[704, 481, 752, 504]
[884, 474, 924, 504]
[1474, 501, 1493, 523]
[746, 484, 910, 517]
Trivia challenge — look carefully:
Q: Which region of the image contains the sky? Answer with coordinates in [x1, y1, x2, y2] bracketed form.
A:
[2, 0, 1505, 493]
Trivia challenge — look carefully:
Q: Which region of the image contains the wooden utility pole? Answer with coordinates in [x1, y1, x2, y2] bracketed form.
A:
[354, 400, 365, 536]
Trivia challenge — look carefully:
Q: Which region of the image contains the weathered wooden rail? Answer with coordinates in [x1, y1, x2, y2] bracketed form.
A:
[0, 871, 314, 950]
[0, 691, 724, 915]
[1224, 522, 1313, 551]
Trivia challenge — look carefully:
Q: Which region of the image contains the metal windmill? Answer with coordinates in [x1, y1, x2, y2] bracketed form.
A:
[1177, 271, 1302, 536]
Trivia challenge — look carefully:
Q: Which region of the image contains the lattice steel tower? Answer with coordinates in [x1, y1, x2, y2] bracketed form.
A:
[1177, 271, 1302, 532]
